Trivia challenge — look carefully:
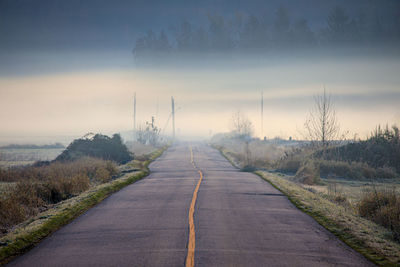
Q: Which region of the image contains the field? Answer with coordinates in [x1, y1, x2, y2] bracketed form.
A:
[306, 177, 400, 204]
[0, 148, 64, 168]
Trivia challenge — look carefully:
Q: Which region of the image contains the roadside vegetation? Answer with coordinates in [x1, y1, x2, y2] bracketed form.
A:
[256, 171, 400, 265]
[0, 132, 163, 235]
[212, 138, 400, 264]
[0, 157, 118, 230]
[56, 133, 133, 164]
[211, 90, 400, 264]
[0, 131, 168, 264]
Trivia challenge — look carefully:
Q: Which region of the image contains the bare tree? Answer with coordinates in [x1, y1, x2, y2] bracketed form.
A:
[230, 110, 254, 166]
[304, 88, 340, 148]
[136, 116, 160, 146]
[230, 110, 254, 139]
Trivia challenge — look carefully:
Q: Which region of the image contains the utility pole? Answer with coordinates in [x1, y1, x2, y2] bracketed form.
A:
[171, 96, 175, 139]
[261, 91, 264, 139]
[133, 92, 136, 141]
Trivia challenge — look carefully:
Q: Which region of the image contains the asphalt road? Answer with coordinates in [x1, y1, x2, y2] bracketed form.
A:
[9, 143, 373, 267]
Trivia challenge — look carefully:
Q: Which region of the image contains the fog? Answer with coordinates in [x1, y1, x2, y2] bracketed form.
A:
[0, 51, 399, 144]
[0, 1, 399, 144]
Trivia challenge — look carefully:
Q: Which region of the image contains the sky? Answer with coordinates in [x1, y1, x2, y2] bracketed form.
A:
[0, 0, 399, 144]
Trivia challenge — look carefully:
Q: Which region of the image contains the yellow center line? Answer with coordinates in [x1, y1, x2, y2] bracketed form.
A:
[186, 146, 204, 267]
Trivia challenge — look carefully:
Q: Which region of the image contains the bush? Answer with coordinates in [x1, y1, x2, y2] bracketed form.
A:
[241, 165, 256, 172]
[56, 133, 133, 164]
[358, 188, 400, 240]
[276, 156, 302, 173]
[295, 161, 321, 185]
[305, 159, 398, 180]
[320, 125, 400, 174]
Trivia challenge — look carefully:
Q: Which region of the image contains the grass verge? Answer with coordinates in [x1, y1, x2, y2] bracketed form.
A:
[217, 146, 400, 266]
[0, 145, 168, 265]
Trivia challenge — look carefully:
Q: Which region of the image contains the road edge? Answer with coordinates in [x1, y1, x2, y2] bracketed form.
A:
[0, 145, 169, 266]
[212, 145, 395, 266]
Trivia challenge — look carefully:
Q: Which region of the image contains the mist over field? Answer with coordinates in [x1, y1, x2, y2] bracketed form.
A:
[0, 0, 399, 144]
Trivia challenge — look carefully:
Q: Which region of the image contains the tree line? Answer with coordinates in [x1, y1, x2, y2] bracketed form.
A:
[133, 5, 400, 62]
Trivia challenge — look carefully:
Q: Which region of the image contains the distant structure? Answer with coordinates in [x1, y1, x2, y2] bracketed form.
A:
[133, 92, 136, 141]
[261, 91, 264, 139]
[171, 96, 175, 139]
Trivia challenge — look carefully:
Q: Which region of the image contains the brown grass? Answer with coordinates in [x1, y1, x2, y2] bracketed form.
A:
[359, 188, 400, 241]
[0, 143, 169, 265]
[294, 161, 321, 185]
[0, 157, 118, 230]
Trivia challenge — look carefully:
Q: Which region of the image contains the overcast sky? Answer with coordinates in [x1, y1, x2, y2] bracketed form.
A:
[0, 0, 399, 144]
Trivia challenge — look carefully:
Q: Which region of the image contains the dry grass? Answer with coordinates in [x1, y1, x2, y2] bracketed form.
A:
[0, 157, 118, 183]
[0, 157, 118, 230]
[211, 138, 286, 169]
[294, 161, 321, 185]
[0, 170, 145, 264]
[359, 188, 400, 241]
[256, 171, 400, 265]
[0, 144, 169, 264]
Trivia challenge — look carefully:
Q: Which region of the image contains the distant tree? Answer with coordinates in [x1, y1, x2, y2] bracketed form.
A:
[272, 5, 292, 47]
[292, 19, 315, 47]
[133, 30, 158, 63]
[155, 30, 171, 52]
[240, 15, 267, 50]
[230, 110, 253, 139]
[304, 88, 340, 149]
[325, 6, 357, 44]
[175, 20, 193, 51]
[370, 16, 385, 43]
[192, 26, 209, 51]
[231, 12, 245, 46]
[207, 13, 234, 51]
[274, 6, 290, 33]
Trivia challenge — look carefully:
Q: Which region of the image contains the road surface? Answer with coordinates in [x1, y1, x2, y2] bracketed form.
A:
[9, 143, 372, 266]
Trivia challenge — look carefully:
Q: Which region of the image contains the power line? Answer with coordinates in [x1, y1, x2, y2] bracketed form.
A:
[261, 91, 264, 139]
[171, 96, 175, 139]
[133, 92, 136, 141]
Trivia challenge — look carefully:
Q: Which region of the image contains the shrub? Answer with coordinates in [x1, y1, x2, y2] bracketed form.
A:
[358, 188, 400, 240]
[320, 125, 400, 174]
[307, 159, 398, 180]
[241, 165, 256, 172]
[295, 161, 321, 185]
[0, 197, 25, 229]
[318, 160, 353, 178]
[276, 156, 302, 173]
[56, 133, 133, 164]
[376, 167, 398, 179]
